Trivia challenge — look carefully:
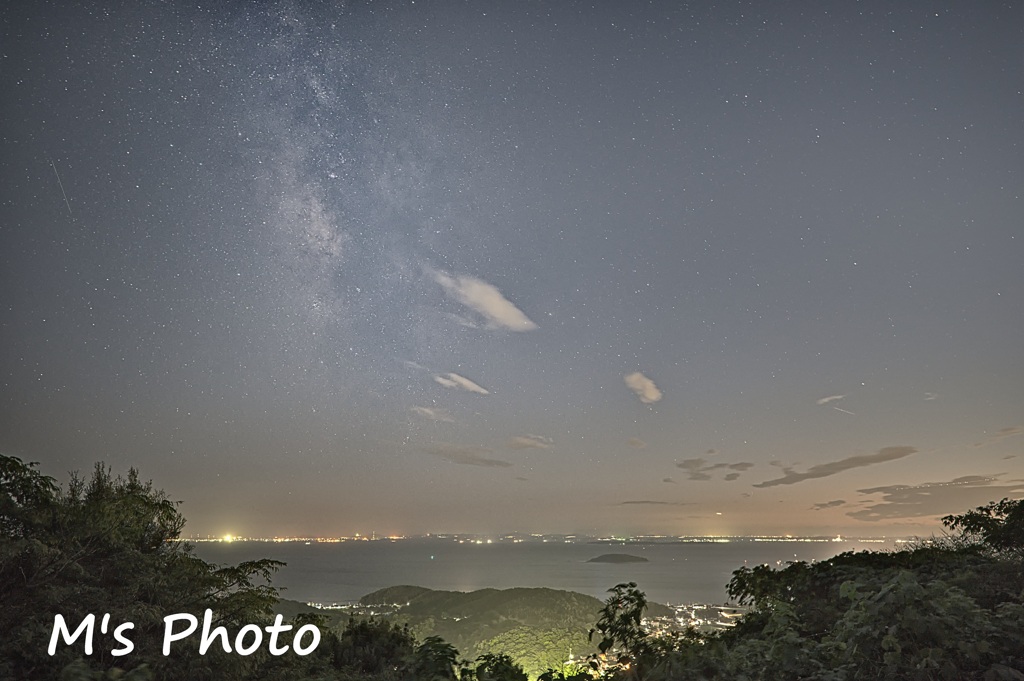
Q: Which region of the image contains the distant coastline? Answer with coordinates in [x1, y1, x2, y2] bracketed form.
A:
[184, 534, 893, 544]
[182, 533, 895, 544]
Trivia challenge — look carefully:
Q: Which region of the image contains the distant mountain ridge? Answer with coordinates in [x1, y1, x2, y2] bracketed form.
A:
[587, 553, 649, 563]
[359, 584, 436, 606]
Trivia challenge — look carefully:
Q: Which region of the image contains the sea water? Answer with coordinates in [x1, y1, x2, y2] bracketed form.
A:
[191, 538, 894, 606]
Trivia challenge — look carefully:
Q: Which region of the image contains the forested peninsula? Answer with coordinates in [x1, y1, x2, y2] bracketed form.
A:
[587, 554, 649, 564]
[3, 455, 1022, 680]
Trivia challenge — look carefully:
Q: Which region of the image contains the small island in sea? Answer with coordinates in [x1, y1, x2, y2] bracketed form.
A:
[587, 553, 649, 563]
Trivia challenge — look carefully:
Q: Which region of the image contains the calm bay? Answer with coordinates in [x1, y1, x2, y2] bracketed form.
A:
[192, 538, 897, 606]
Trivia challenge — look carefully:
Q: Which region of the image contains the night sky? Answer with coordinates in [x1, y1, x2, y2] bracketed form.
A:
[2, 1, 1022, 538]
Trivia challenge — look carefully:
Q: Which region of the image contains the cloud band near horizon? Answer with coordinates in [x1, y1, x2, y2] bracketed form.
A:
[753, 446, 918, 488]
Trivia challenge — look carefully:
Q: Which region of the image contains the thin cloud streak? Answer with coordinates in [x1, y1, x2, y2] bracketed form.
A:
[434, 373, 489, 394]
[426, 444, 512, 468]
[849, 475, 1024, 521]
[753, 446, 918, 488]
[676, 459, 754, 481]
[973, 426, 1022, 448]
[402, 360, 429, 372]
[811, 499, 847, 511]
[507, 434, 553, 450]
[411, 406, 455, 423]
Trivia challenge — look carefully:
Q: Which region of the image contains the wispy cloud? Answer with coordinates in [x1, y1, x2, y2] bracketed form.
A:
[849, 475, 1024, 521]
[625, 372, 663, 404]
[811, 499, 847, 511]
[628, 438, 648, 449]
[676, 459, 755, 481]
[753, 446, 918, 488]
[434, 372, 489, 395]
[508, 434, 553, 450]
[676, 459, 714, 481]
[973, 426, 1022, 448]
[662, 477, 676, 484]
[924, 392, 938, 401]
[402, 360, 429, 372]
[433, 270, 537, 331]
[446, 313, 479, 329]
[816, 394, 846, 405]
[619, 500, 692, 506]
[411, 406, 455, 423]
[426, 444, 511, 468]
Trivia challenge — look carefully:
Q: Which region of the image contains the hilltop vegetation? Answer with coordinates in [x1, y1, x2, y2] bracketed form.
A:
[2, 453, 1022, 680]
[360, 586, 602, 679]
[356, 583, 673, 679]
[363, 584, 603, 633]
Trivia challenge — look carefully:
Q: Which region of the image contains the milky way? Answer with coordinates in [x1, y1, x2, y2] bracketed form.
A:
[2, 2, 1021, 536]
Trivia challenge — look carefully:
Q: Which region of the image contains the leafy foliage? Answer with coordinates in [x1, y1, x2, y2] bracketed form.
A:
[411, 636, 463, 681]
[332, 619, 416, 676]
[1, 456, 280, 680]
[465, 653, 529, 681]
[589, 583, 650, 667]
[942, 498, 1024, 555]
[480, 626, 590, 681]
